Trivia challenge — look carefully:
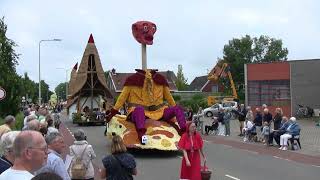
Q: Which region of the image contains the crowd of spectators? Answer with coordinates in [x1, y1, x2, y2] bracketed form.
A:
[0, 104, 137, 180]
[191, 103, 302, 151]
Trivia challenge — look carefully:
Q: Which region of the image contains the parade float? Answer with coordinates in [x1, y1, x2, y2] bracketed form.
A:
[66, 34, 113, 125]
[106, 21, 186, 151]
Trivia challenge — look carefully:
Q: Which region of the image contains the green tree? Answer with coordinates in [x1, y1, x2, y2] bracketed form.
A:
[176, 64, 188, 91]
[0, 17, 21, 116]
[179, 94, 207, 112]
[36, 80, 53, 103]
[55, 82, 68, 101]
[20, 72, 38, 103]
[221, 35, 288, 100]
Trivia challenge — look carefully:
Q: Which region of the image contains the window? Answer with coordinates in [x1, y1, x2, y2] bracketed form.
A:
[211, 85, 218, 93]
[248, 80, 290, 106]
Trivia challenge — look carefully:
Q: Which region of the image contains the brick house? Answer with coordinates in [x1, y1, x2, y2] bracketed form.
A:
[188, 75, 224, 93]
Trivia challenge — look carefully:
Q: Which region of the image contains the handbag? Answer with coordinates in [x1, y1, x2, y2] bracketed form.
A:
[201, 161, 212, 180]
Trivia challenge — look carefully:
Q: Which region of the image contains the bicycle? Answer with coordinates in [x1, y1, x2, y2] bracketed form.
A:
[295, 104, 314, 118]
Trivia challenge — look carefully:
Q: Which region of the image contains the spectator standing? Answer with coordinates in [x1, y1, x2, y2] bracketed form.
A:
[237, 104, 247, 136]
[23, 119, 40, 131]
[193, 107, 204, 130]
[0, 131, 48, 180]
[254, 108, 263, 141]
[273, 108, 283, 131]
[0, 115, 16, 137]
[178, 122, 206, 180]
[69, 129, 96, 180]
[100, 135, 137, 180]
[23, 110, 30, 127]
[217, 108, 225, 136]
[262, 104, 268, 110]
[261, 122, 270, 145]
[224, 109, 232, 136]
[262, 108, 272, 125]
[0, 131, 20, 174]
[268, 108, 283, 146]
[245, 107, 254, 122]
[22, 115, 38, 131]
[46, 116, 58, 135]
[36, 132, 70, 180]
[186, 108, 193, 121]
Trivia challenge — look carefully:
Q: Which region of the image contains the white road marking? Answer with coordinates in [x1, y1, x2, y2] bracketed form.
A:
[203, 140, 210, 143]
[65, 127, 75, 139]
[311, 165, 320, 168]
[221, 144, 233, 148]
[177, 156, 183, 159]
[273, 156, 292, 162]
[225, 174, 240, 180]
[240, 149, 258, 155]
[273, 156, 282, 159]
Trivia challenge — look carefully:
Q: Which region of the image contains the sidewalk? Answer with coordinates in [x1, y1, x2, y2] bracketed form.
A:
[202, 117, 320, 157]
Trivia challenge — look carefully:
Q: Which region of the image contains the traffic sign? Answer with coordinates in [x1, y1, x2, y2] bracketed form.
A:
[0, 87, 6, 101]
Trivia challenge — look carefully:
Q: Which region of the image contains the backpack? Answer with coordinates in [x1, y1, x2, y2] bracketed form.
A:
[70, 145, 88, 179]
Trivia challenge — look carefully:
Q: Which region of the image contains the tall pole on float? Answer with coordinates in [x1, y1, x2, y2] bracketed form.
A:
[142, 44, 147, 70]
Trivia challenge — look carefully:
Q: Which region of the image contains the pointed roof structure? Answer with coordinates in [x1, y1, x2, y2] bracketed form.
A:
[68, 63, 78, 96]
[68, 34, 113, 101]
[88, 33, 95, 43]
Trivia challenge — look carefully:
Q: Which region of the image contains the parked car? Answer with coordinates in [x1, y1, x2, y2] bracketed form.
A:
[204, 103, 223, 117]
[222, 101, 238, 111]
[204, 101, 238, 117]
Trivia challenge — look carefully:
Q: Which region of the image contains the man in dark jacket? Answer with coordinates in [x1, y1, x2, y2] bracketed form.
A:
[237, 104, 247, 136]
[254, 108, 263, 140]
[262, 108, 272, 124]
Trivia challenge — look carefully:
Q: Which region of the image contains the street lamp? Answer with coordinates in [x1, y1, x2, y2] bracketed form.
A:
[56, 67, 70, 101]
[38, 39, 62, 105]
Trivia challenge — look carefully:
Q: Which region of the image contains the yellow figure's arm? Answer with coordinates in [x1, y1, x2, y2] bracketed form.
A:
[164, 86, 176, 106]
[114, 86, 130, 110]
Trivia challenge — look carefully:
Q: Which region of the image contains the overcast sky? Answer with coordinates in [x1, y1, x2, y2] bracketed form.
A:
[1, 0, 320, 91]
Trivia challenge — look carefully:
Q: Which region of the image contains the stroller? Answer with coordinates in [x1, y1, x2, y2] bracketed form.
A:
[205, 119, 219, 135]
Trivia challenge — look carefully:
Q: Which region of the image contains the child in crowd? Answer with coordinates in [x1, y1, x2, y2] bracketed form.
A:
[261, 121, 270, 145]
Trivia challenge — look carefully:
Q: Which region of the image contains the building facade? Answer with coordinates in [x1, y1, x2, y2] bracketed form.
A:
[245, 59, 320, 116]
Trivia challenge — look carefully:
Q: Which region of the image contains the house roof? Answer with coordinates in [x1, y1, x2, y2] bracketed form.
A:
[188, 75, 209, 91]
[109, 70, 178, 92]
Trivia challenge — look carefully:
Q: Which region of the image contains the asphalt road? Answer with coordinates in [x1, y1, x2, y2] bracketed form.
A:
[63, 118, 319, 180]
